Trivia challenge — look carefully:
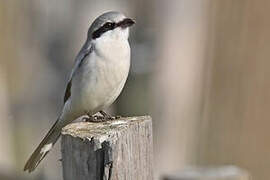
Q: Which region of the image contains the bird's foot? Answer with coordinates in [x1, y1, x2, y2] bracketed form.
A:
[83, 115, 98, 122]
[100, 111, 121, 120]
[115, 115, 121, 119]
[100, 110, 116, 120]
[83, 115, 108, 122]
[83, 111, 121, 122]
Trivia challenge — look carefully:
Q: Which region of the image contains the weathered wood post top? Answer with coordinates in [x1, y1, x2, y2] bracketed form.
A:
[61, 116, 153, 180]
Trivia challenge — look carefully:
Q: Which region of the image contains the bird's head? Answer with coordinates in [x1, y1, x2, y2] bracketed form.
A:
[87, 11, 135, 41]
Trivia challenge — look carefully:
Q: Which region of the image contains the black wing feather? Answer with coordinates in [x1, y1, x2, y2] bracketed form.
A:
[63, 80, 72, 104]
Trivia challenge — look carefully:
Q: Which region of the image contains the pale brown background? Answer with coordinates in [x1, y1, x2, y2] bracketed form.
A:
[0, 0, 269, 179]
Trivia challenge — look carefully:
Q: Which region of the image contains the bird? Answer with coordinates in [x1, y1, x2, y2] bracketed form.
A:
[24, 11, 135, 173]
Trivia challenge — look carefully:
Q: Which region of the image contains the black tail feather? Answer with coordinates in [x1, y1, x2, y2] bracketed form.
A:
[24, 119, 61, 172]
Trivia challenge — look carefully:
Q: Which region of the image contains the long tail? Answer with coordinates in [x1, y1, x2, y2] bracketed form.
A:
[24, 119, 62, 173]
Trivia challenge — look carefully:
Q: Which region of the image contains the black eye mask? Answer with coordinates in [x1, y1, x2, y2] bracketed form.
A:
[92, 18, 135, 39]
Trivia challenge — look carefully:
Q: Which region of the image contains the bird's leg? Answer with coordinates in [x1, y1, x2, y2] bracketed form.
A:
[83, 111, 113, 122]
[83, 111, 120, 122]
[82, 112, 98, 122]
[99, 111, 121, 120]
[99, 110, 116, 120]
[83, 111, 105, 122]
[99, 110, 113, 119]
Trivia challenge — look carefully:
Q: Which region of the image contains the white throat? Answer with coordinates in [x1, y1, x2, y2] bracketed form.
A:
[98, 27, 129, 41]
[91, 29, 130, 64]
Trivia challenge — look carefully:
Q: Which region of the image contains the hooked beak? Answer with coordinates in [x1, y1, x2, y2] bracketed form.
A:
[118, 18, 136, 28]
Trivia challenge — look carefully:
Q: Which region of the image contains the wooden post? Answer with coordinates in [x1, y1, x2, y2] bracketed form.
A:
[61, 116, 153, 180]
[162, 166, 250, 180]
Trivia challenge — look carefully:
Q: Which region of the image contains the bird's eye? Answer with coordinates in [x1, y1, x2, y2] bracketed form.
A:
[92, 22, 116, 39]
[105, 22, 115, 29]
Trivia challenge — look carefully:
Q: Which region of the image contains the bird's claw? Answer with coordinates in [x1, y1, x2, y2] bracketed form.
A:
[83, 115, 118, 122]
[115, 115, 121, 119]
[83, 110, 121, 123]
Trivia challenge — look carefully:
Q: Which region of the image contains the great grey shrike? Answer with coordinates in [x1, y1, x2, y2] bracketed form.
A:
[24, 11, 135, 172]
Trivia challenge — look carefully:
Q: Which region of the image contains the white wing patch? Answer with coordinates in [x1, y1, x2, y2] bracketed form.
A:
[41, 143, 53, 155]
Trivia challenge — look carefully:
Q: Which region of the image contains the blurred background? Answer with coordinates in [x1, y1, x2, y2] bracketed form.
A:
[0, 0, 270, 179]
